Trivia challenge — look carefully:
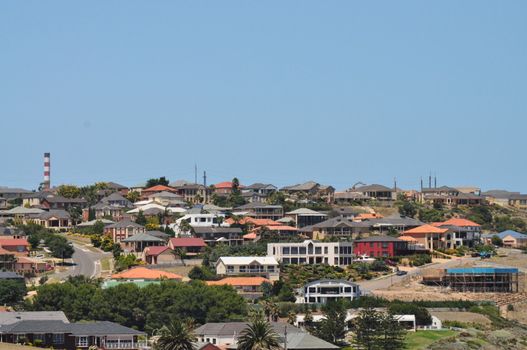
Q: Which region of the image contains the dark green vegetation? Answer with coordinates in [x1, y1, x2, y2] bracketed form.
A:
[28, 276, 247, 333]
[23, 224, 74, 259]
[155, 319, 197, 350]
[0, 279, 27, 306]
[351, 307, 406, 350]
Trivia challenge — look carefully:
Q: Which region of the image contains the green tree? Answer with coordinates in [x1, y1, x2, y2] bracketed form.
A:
[379, 312, 406, 350]
[126, 191, 140, 203]
[387, 303, 432, 326]
[146, 177, 169, 188]
[313, 299, 347, 345]
[491, 235, 503, 247]
[135, 211, 147, 226]
[56, 185, 81, 198]
[398, 200, 417, 218]
[0, 279, 27, 305]
[173, 247, 187, 266]
[237, 318, 281, 350]
[93, 220, 105, 235]
[352, 307, 382, 350]
[155, 319, 197, 350]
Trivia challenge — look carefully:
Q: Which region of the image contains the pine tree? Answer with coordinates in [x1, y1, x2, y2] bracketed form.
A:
[352, 307, 382, 350]
[379, 313, 406, 350]
[135, 210, 147, 226]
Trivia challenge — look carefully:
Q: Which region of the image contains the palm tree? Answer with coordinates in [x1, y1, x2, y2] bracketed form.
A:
[155, 319, 197, 350]
[237, 318, 281, 350]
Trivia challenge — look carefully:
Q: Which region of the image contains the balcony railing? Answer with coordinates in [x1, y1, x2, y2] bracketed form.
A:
[103, 341, 147, 349]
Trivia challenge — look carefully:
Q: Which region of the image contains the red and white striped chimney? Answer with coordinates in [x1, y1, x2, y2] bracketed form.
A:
[43, 152, 51, 190]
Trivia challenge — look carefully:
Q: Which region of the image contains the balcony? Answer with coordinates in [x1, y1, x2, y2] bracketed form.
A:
[103, 341, 147, 349]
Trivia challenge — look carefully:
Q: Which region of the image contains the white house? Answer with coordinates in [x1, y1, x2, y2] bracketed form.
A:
[216, 256, 280, 281]
[301, 279, 361, 304]
[267, 240, 354, 266]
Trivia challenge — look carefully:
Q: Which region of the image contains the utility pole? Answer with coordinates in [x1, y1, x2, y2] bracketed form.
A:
[284, 326, 288, 350]
[194, 164, 197, 184]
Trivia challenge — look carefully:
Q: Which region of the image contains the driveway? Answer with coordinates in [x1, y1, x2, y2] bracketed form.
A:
[52, 240, 110, 280]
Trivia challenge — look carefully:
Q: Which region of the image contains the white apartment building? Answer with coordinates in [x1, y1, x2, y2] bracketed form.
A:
[171, 213, 228, 235]
[216, 256, 280, 281]
[301, 279, 361, 304]
[267, 240, 354, 266]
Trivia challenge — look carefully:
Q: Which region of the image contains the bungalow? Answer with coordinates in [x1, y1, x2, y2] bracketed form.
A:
[0, 238, 30, 256]
[481, 230, 527, 248]
[31, 210, 72, 230]
[243, 183, 277, 197]
[353, 236, 409, 257]
[143, 246, 177, 265]
[508, 194, 527, 210]
[194, 322, 338, 350]
[103, 266, 183, 288]
[15, 257, 48, 275]
[147, 191, 186, 206]
[280, 181, 335, 203]
[38, 194, 87, 210]
[206, 277, 270, 300]
[0, 320, 145, 350]
[168, 237, 207, 255]
[140, 185, 178, 199]
[216, 256, 280, 281]
[104, 220, 146, 243]
[285, 208, 328, 228]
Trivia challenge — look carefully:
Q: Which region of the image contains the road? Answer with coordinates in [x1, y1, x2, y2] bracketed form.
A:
[358, 256, 479, 293]
[53, 241, 110, 280]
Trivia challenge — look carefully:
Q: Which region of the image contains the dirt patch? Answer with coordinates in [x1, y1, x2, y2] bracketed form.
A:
[431, 311, 491, 326]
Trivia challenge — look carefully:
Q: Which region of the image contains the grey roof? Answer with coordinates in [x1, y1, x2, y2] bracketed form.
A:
[0, 320, 144, 336]
[106, 219, 144, 229]
[482, 230, 526, 240]
[169, 179, 194, 187]
[286, 208, 327, 216]
[196, 322, 337, 350]
[1, 206, 45, 215]
[0, 271, 24, 279]
[481, 190, 520, 199]
[236, 202, 282, 210]
[0, 311, 69, 326]
[370, 214, 424, 227]
[35, 209, 71, 220]
[146, 230, 170, 239]
[42, 195, 87, 204]
[193, 227, 243, 234]
[509, 194, 527, 200]
[77, 219, 115, 227]
[421, 186, 459, 193]
[0, 187, 32, 195]
[312, 216, 371, 229]
[121, 232, 165, 243]
[245, 183, 277, 190]
[105, 182, 128, 190]
[101, 192, 132, 204]
[148, 191, 184, 199]
[0, 226, 24, 236]
[353, 184, 394, 192]
[356, 235, 404, 242]
[281, 181, 319, 191]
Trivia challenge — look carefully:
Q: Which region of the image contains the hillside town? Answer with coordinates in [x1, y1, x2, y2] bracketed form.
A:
[2, 156, 527, 349]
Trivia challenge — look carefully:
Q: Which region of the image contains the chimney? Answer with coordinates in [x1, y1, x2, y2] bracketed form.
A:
[43, 153, 51, 190]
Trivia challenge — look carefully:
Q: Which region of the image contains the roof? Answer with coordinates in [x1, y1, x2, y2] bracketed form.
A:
[403, 224, 449, 235]
[398, 235, 419, 242]
[353, 184, 394, 192]
[484, 230, 527, 240]
[243, 232, 257, 240]
[193, 227, 243, 234]
[36, 209, 71, 220]
[235, 202, 282, 210]
[439, 218, 481, 227]
[245, 183, 277, 190]
[111, 267, 182, 280]
[142, 185, 176, 192]
[447, 267, 518, 274]
[225, 217, 280, 226]
[106, 219, 144, 229]
[355, 236, 404, 243]
[286, 208, 327, 216]
[169, 237, 207, 248]
[304, 279, 359, 288]
[0, 238, 29, 247]
[77, 219, 115, 227]
[0, 271, 24, 279]
[312, 216, 371, 229]
[206, 277, 270, 287]
[217, 256, 279, 266]
[0, 320, 145, 336]
[148, 191, 184, 199]
[264, 225, 298, 231]
[0, 311, 69, 325]
[1, 206, 45, 215]
[146, 230, 170, 239]
[281, 181, 319, 191]
[214, 181, 244, 189]
[370, 214, 424, 227]
[144, 246, 171, 256]
[121, 232, 165, 243]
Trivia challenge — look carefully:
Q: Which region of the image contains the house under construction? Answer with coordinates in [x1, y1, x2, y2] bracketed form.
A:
[422, 267, 520, 293]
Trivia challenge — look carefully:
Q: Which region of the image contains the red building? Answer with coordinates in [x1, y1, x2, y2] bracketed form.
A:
[353, 236, 408, 258]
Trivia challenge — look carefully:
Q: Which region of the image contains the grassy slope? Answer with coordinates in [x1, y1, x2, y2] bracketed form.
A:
[404, 330, 458, 350]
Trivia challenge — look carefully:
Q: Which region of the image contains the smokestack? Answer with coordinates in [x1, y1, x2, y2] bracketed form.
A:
[43, 153, 51, 190]
[428, 173, 432, 189]
[420, 177, 423, 191]
[434, 175, 437, 189]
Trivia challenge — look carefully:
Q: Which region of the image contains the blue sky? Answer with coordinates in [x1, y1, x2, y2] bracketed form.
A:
[1, 1, 526, 191]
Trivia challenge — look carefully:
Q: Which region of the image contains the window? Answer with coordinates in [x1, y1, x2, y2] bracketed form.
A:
[299, 247, 306, 254]
[344, 287, 352, 293]
[240, 266, 247, 273]
[324, 247, 328, 254]
[76, 336, 88, 347]
[268, 266, 275, 272]
[291, 247, 299, 254]
[53, 333, 65, 344]
[227, 266, 234, 273]
[33, 334, 44, 341]
[283, 247, 290, 255]
[315, 247, 322, 254]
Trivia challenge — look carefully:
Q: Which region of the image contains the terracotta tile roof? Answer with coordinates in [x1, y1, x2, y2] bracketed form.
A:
[142, 185, 176, 192]
[243, 233, 257, 240]
[214, 181, 238, 189]
[398, 235, 419, 242]
[225, 217, 280, 226]
[144, 246, 171, 256]
[355, 213, 383, 220]
[440, 218, 481, 227]
[265, 225, 298, 231]
[0, 238, 29, 247]
[403, 224, 449, 235]
[169, 237, 207, 247]
[206, 276, 270, 287]
[0, 247, 13, 255]
[111, 267, 182, 280]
